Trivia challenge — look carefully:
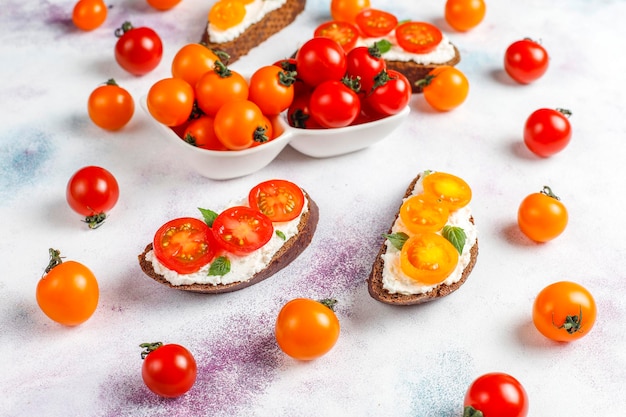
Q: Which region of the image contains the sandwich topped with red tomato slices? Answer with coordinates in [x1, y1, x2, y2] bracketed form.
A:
[138, 179, 318, 293]
[368, 171, 478, 305]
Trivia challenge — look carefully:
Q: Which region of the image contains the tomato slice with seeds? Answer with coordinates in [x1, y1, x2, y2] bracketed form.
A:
[395, 21, 443, 54]
[400, 233, 459, 285]
[355, 9, 398, 38]
[153, 217, 217, 274]
[248, 180, 305, 222]
[212, 206, 274, 256]
[314, 21, 360, 52]
[422, 172, 472, 210]
[399, 194, 449, 233]
[208, 0, 246, 30]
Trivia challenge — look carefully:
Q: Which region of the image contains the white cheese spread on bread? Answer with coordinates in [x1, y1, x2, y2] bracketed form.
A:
[355, 34, 457, 65]
[208, 0, 287, 44]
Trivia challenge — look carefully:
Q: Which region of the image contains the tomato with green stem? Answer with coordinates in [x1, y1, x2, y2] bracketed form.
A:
[504, 38, 549, 84]
[445, 0, 486, 32]
[147, 77, 195, 127]
[249, 65, 296, 116]
[88, 79, 134, 131]
[72, 0, 107, 31]
[419, 65, 469, 112]
[524, 108, 572, 157]
[140, 342, 197, 398]
[171, 43, 220, 88]
[517, 186, 568, 242]
[183, 115, 226, 150]
[309, 79, 361, 128]
[365, 69, 412, 116]
[213, 100, 268, 150]
[346, 45, 386, 94]
[212, 206, 274, 255]
[464, 372, 529, 417]
[195, 61, 249, 116]
[295, 37, 347, 87]
[114, 22, 163, 75]
[66, 166, 119, 229]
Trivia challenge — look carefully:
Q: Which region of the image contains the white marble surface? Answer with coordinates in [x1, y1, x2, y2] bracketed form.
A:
[2, 0, 626, 416]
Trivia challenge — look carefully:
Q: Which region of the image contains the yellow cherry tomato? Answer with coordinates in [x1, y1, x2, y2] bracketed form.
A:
[399, 194, 449, 233]
[400, 233, 459, 285]
[422, 172, 472, 210]
[209, 0, 247, 30]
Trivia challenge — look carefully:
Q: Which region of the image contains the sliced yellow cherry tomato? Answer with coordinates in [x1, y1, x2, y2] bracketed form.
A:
[209, 0, 247, 31]
[422, 172, 472, 210]
[400, 233, 459, 285]
[399, 194, 449, 233]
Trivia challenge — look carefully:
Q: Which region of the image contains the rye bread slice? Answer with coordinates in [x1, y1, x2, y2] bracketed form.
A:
[200, 0, 307, 64]
[385, 45, 462, 94]
[138, 191, 319, 294]
[367, 174, 478, 305]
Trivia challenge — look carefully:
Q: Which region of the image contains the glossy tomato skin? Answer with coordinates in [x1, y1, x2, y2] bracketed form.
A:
[66, 166, 119, 219]
[532, 281, 596, 342]
[504, 39, 549, 84]
[142, 343, 197, 398]
[524, 108, 572, 157]
[36, 256, 99, 326]
[249, 65, 295, 116]
[366, 69, 411, 116]
[517, 187, 568, 243]
[212, 206, 274, 255]
[444, 0, 486, 32]
[146, 0, 182, 11]
[183, 116, 227, 150]
[422, 65, 469, 112]
[171, 43, 219, 88]
[275, 298, 340, 360]
[346, 45, 386, 94]
[248, 179, 305, 222]
[309, 80, 360, 128]
[114, 22, 163, 76]
[330, 0, 370, 23]
[214, 100, 267, 150]
[287, 92, 322, 129]
[195, 65, 249, 116]
[295, 37, 347, 87]
[88, 79, 134, 131]
[147, 77, 195, 126]
[464, 372, 529, 417]
[72, 0, 107, 31]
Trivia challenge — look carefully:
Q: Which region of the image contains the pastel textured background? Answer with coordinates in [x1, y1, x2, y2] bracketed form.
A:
[2, 0, 625, 415]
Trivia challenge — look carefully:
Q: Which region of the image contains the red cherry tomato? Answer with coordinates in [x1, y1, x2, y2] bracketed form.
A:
[72, 0, 107, 31]
[87, 79, 134, 131]
[504, 38, 549, 84]
[248, 179, 305, 222]
[114, 21, 163, 75]
[523, 108, 572, 157]
[66, 166, 119, 229]
[295, 37, 347, 87]
[395, 22, 443, 54]
[346, 45, 386, 94]
[287, 92, 321, 129]
[309, 80, 361, 128]
[355, 8, 398, 37]
[212, 206, 274, 256]
[464, 373, 529, 417]
[141, 342, 197, 398]
[314, 21, 359, 52]
[365, 69, 411, 116]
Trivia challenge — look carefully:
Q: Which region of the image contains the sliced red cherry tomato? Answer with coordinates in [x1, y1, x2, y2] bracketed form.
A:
[422, 172, 472, 210]
[314, 21, 359, 52]
[248, 180, 305, 222]
[153, 217, 217, 274]
[212, 206, 274, 256]
[355, 8, 398, 38]
[395, 21, 443, 54]
[400, 232, 459, 285]
[399, 194, 449, 234]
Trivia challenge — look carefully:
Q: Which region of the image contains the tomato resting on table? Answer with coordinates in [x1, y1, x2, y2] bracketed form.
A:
[532, 281, 596, 342]
[400, 232, 459, 284]
[419, 65, 470, 112]
[140, 342, 197, 398]
[444, 0, 486, 32]
[517, 186, 568, 243]
[88, 79, 135, 131]
[72, 0, 107, 31]
[464, 372, 529, 417]
[114, 22, 163, 76]
[212, 206, 274, 256]
[146, 0, 182, 11]
[66, 165, 119, 229]
[248, 179, 305, 222]
[153, 217, 217, 274]
[504, 38, 549, 84]
[355, 8, 398, 38]
[524, 108, 572, 157]
[314, 21, 359, 52]
[395, 21, 443, 54]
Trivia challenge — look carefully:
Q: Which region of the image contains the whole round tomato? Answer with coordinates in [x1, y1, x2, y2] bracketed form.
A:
[295, 37, 347, 87]
[400, 232, 459, 284]
[212, 206, 274, 255]
[36, 249, 99, 326]
[141, 342, 197, 398]
[524, 108, 572, 157]
[444, 0, 486, 32]
[287, 92, 321, 129]
[147, 77, 195, 127]
[248, 179, 305, 222]
[420, 65, 469, 112]
[504, 39, 549, 84]
[365, 69, 411, 116]
[72, 0, 107, 31]
[355, 8, 398, 37]
[195, 62, 249, 116]
[249, 65, 296, 116]
[346, 45, 386, 94]
[517, 186, 568, 243]
[395, 22, 443, 54]
[532, 281, 596, 342]
[153, 217, 217, 274]
[87, 79, 134, 131]
[66, 166, 119, 229]
[183, 115, 227, 150]
[275, 298, 340, 361]
[309, 80, 360, 128]
[314, 20, 359, 52]
[330, 0, 370, 23]
[171, 43, 220, 88]
[114, 22, 163, 76]
[464, 372, 529, 417]
[146, 0, 181, 11]
[213, 100, 268, 150]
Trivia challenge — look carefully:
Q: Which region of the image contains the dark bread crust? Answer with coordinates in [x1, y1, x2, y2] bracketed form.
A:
[367, 174, 478, 305]
[138, 192, 318, 294]
[200, 0, 307, 64]
[385, 45, 462, 94]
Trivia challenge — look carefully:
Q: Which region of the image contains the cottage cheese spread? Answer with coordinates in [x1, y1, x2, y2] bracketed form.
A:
[207, 0, 287, 44]
[355, 34, 457, 65]
[146, 197, 308, 286]
[381, 175, 477, 295]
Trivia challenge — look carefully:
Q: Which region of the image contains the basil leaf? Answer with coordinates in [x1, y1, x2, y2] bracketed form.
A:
[208, 256, 230, 276]
[442, 225, 466, 254]
[198, 207, 218, 227]
[276, 230, 286, 240]
[383, 232, 409, 250]
[374, 39, 393, 54]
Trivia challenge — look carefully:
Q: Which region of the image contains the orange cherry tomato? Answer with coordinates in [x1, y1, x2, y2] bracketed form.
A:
[395, 21, 443, 54]
[330, 0, 370, 24]
[182, 116, 227, 150]
[248, 65, 296, 116]
[422, 172, 472, 210]
[400, 233, 459, 285]
[36, 249, 99, 326]
[195, 62, 249, 116]
[275, 298, 340, 361]
[248, 179, 305, 222]
[445, 0, 486, 32]
[147, 78, 194, 127]
[146, 0, 182, 10]
[399, 194, 450, 233]
[171, 43, 220, 88]
[87, 79, 134, 131]
[250, 115, 274, 147]
[214, 100, 268, 150]
[208, 0, 246, 30]
[313, 21, 360, 52]
[532, 281, 596, 342]
[72, 0, 107, 31]
[517, 186, 568, 242]
[420, 65, 469, 112]
[355, 8, 398, 38]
